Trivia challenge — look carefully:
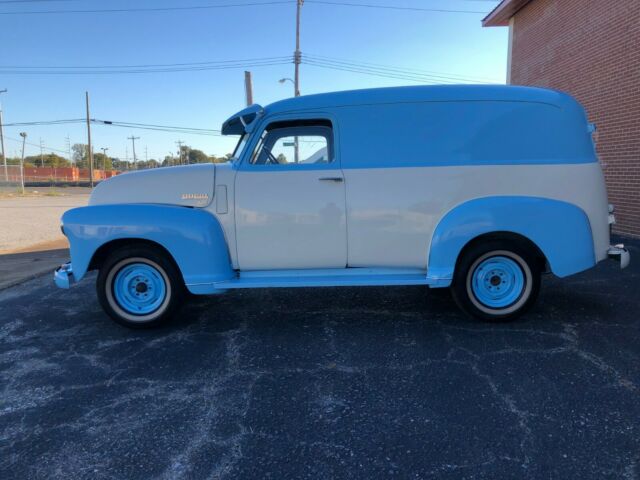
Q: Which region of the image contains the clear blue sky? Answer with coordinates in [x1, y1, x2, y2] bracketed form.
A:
[0, 0, 506, 162]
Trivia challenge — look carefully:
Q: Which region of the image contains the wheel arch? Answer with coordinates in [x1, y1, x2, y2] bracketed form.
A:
[61, 204, 235, 288]
[455, 231, 548, 274]
[88, 238, 180, 274]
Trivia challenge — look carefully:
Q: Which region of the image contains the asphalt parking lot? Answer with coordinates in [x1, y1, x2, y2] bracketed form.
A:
[1, 238, 639, 480]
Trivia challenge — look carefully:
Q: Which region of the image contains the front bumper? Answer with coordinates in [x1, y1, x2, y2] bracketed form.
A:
[54, 262, 76, 289]
[608, 244, 630, 269]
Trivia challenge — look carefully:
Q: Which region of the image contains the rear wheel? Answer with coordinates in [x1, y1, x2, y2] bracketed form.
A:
[97, 245, 185, 328]
[451, 240, 541, 322]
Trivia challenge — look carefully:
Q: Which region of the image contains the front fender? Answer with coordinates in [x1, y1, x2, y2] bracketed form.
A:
[427, 196, 595, 285]
[62, 204, 234, 288]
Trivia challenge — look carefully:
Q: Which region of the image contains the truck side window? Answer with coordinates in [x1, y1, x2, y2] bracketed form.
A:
[251, 120, 334, 166]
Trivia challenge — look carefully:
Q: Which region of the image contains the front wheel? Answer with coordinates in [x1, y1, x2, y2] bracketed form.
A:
[451, 241, 541, 322]
[97, 245, 185, 328]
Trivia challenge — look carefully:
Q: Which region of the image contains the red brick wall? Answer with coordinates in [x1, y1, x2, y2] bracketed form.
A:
[510, 0, 640, 236]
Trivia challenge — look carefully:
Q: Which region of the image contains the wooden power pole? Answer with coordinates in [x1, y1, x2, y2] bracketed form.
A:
[128, 135, 140, 168]
[294, 0, 303, 97]
[244, 71, 254, 106]
[85, 91, 94, 188]
[0, 94, 7, 183]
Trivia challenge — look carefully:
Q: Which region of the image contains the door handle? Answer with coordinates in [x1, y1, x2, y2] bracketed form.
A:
[318, 177, 344, 183]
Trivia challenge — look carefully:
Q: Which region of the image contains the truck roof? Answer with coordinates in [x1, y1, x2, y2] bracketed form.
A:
[222, 85, 580, 135]
[264, 84, 576, 115]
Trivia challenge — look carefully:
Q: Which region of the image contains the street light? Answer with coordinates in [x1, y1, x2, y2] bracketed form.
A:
[279, 78, 295, 95]
[19, 131, 27, 194]
[100, 147, 109, 171]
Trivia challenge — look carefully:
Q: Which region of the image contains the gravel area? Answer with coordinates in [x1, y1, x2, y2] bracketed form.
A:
[0, 190, 89, 253]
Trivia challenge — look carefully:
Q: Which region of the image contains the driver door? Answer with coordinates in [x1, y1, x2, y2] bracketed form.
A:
[234, 119, 347, 270]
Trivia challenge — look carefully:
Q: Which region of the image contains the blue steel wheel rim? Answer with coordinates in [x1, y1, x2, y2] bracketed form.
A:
[470, 256, 525, 310]
[112, 262, 167, 315]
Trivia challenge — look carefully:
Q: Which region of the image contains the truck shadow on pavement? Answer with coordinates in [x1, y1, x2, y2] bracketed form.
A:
[0, 248, 69, 290]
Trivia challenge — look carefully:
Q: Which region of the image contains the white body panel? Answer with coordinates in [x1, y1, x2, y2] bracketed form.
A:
[344, 162, 610, 269]
[233, 169, 347, 270]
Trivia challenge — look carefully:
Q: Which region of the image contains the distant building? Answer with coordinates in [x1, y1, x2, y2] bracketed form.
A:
[483, 0, 640, 237]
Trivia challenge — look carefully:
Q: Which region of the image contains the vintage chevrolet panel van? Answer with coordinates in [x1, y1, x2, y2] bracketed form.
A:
[54, 85, 630, 328]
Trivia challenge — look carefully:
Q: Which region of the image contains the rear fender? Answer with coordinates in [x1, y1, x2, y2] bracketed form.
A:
[62, 204, 234, 290]
[427, 196, 595, 285]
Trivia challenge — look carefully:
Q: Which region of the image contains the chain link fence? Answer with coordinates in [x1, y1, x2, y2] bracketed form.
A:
[0, 165, 120, 192]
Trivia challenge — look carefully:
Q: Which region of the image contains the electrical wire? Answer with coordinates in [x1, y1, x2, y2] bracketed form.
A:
[4, 135, 70, 155]
[303, 59, 475, 84]
[0, 59, 292, 75]
[94, 120, 221, 133]
[0, 0, 295, 14]
[303, 54, 500, 83]
[305, 1, 489, 14]
[92, 120, 223, 136]
[0, 55, 291, 70]
[3, 118, 85, 126]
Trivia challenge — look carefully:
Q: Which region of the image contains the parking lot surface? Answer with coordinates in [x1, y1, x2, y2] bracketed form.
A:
[1, 238, 639, 479]
[0, 189, 89, 253]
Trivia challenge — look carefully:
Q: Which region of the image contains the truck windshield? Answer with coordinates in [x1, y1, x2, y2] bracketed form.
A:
[231, 134, 249, 162]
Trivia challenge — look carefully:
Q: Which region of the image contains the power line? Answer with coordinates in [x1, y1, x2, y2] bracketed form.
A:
[93, 121, 223, 136]
[0, 55, 291, 69]
[0, 0, 295, 15]
[4, 135, 69, 155]
[94, 120, 221, 133]
[0, 59, 292, 75]
[303, 58, 495, 84]
[2, 117, 224, 136]
[304, 1, 489, 14]
[303, 54, 501, 83]
[3, 118, 84, 126]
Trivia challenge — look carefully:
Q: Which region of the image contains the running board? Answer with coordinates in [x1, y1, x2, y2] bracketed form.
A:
[215, 268, 432, 289]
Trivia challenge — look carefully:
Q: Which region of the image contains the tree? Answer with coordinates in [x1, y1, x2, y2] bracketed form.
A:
[23, 153, 70, 168]
[188, 148, 209, 164]
[93, 153, 113, 171]
[72, 143, 88, 168]
[111, 158, 131, 171]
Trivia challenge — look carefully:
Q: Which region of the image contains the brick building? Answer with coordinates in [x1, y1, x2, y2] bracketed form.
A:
[483, 0, 640, 237]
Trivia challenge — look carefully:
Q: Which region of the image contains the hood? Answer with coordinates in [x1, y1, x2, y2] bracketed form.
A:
[89, 163, 215, 208]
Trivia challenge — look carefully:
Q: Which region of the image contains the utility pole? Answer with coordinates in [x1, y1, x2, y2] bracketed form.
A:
[39, 138, 44, 167]
[294, 0, 303, 98]
[128, 135, 140, 168]
[145, 145, 148, 164]
[85, 91, 94, 188]
[175, 140, 184, 165]
[0, 89, 7, 182]
[244, 71, 254, 106]
[19, 132, 27, 194]
[100, 147, 109, 171]
[65, 135, 71, 163]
